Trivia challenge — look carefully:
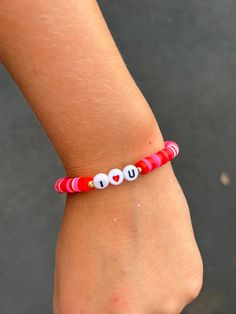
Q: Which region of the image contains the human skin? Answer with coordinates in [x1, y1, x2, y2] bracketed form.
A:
[0, 1, 203, 313]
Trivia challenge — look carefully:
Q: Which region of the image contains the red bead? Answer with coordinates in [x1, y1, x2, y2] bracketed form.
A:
[59, 177, 69, 193]
[163, 148, 173, 160]
[146, 156, 157, 170]
[78, 177, 93, 192]
[135, 160, 150, 174]
[67, 178, 75, 193]
[54, 180, 61, 192]
[156, 151, 169, 165]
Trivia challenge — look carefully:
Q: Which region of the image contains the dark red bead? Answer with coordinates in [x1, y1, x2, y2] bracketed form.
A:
[135, 160, 149, 174]
[78, 176, 93, 192]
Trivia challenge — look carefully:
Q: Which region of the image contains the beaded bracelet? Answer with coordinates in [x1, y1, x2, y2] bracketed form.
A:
[55, 141, 179, 194]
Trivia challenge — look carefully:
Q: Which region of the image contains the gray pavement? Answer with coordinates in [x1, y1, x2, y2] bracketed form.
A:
[0, 1, 235, 313]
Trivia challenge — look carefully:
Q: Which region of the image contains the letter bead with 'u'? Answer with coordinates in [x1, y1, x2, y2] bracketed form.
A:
[123, 165, 139, 181]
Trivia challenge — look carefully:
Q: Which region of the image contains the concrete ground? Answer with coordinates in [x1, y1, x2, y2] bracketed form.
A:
[0, 1, 235, 313]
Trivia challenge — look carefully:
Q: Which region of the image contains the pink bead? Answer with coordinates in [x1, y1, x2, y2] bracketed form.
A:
[66, 178, 75, 193]
[54, 177, 67, 193]
[71, 177, 81, 192]
[142, 158, 153, 171]
[150, 154, 162, 168]
[165, 141, 179, 157]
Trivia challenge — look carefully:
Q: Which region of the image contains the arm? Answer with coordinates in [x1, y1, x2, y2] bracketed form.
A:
[0, 1, 203, 313]
[0, 0, 162, 173]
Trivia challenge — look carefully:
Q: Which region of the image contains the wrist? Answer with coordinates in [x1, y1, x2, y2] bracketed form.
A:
[63, 112, 164, 178]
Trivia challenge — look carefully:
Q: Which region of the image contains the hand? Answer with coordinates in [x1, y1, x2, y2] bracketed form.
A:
[53, 162, 203, 314]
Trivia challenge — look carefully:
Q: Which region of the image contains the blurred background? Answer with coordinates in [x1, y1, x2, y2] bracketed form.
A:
[0, 1, 235, 313]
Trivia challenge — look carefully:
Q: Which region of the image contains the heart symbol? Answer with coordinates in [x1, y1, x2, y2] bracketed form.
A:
[113, 175, 120, 182]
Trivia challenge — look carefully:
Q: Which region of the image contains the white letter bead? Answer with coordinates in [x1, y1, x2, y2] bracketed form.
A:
[93, 173, 109, 189]
[123, 165, 139, 181]
[108, 169, 124, 185]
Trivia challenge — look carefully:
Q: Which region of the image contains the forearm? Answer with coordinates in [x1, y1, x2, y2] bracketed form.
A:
[0, 0, 163, 175]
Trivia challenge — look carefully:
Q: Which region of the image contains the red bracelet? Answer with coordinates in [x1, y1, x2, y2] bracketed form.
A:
[55, 141, 179, 194]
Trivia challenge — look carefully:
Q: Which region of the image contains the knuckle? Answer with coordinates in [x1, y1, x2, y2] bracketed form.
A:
[185, 273, 203, 303]
[158, 299, 182, 314]
[183, 256, 203, 303]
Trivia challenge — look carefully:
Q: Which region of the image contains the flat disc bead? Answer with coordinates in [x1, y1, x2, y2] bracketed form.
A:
[123, 165, 139, 181]
[156, 151, 168, 165]
[164, 147, 175, 159]
[163, 147, 174, 160]
[55, 177, 67, 193]
[71, 178, 81, 192]
[161, 150, 170, 163]
[58, 177, 69, 193]
[66, 178, 76, 193]
[145, 156, 158, 171]
[93, 173, 109, 189]
[135, 160, 150, 174]
[77, 177, 94, 192]
[165, 141, 179, 156]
